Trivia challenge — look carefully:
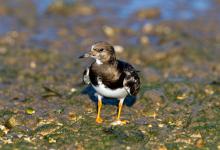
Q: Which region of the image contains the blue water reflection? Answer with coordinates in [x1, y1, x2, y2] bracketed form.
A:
[33, 0, 212, 20]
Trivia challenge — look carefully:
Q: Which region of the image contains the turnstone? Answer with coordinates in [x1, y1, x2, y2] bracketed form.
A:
[79, 41, 140, 125]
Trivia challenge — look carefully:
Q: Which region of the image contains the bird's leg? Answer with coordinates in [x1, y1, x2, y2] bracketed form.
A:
[96, 95, 103, 123]
[117, 99, 123, 120]
[111, 98, 128, 126]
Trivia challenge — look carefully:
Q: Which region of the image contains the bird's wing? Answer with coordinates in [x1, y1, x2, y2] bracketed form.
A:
[123, 70, 140, 96]
[119, 61, 140, 96]
[83, 68, 90, 85]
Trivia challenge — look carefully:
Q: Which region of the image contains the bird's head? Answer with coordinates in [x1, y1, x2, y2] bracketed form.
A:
[79, 41, 116, 64]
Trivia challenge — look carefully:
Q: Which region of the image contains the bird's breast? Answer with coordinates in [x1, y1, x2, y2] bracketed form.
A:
[92, 82, 127, 98]
[89, 63, 123, 89]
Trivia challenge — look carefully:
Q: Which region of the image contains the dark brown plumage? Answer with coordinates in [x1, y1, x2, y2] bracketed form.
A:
[89, 60, 140, 95]
[79, 41, 140, 125]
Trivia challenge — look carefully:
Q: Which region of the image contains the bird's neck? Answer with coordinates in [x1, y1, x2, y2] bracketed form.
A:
[96, 59, 103, 65]
[107, 54, 117, 65]
[96, 55, 117, 65]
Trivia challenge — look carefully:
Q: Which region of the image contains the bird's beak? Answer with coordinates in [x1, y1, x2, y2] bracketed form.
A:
[78, 52, 91, 59]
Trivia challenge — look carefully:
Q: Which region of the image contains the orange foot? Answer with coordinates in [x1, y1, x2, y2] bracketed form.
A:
[96, 117, 103, 124]
[110, 120, 129, 126]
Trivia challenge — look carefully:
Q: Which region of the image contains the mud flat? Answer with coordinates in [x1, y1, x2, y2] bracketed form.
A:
[0, 0, 219, 149]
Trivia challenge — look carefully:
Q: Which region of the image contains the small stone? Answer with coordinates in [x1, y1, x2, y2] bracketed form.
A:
[110, 120, 129, 126]
[57, 122, 63, 126]
[191, 132, 202, 138]
[70, 88, 77, 93]
[0, 47, 7, 54]
[152, 112, 157, 119]
[168, 121, 175, 126]
[17, 134, 23, 138]
[9, 31, 18, 38]
[155, 25, 171, 35]
[140, 36, 150, 45]
[139, 126, 146, 134]
[24, 137, 32, 142]
[68, 112, 77, 121]
[0, 6, 8, 15]
[136, 8, 161, 19]
[47, 2, 96, 16]
[74, 5, 96, 16]
[158, 145, 167, 150]
[195, 138, 205, 148]
[48, 137, 56, 143]
[204, 87, 214, 95]
[37, 126, 59, 136]
[142, 23, 154, 34]
[126, 146, 131, 150]
[68, 112, 83, 122]
[3, 139, 12, 144]
[114, 45, 124, 53]
[26, 107, 35, 115]
[103, 26, 115, 37]
[6, 116, 19, 128]
[148, 124, 152, 128]
[58, 28, 68, 36]
[176, 93, 188, 100]
[0, 125, 9, 134]
[158, 124, 164, 128]
[176, 120, 183, 127]
[30, 61, 37, 69]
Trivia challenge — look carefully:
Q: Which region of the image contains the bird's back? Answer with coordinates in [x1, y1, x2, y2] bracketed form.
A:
[87, 60, 140, 96]
[117, 60, 140, 96]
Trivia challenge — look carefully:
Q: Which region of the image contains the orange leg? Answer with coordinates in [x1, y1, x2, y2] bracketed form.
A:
[117, 100, 123, 120]
[96, 95, 103, 123]
[111, 98, 128, 126]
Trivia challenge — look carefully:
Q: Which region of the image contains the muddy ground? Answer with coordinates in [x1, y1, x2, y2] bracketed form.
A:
[0, 0, 219, 149]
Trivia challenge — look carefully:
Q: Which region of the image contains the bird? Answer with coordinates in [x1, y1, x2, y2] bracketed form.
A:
[79, 41, 140, 125]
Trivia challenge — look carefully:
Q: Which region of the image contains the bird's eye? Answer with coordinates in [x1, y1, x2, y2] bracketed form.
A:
[99, 48, 104, 52]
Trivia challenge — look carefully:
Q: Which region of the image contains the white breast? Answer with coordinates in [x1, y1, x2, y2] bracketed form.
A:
[92, 83, 128, 98]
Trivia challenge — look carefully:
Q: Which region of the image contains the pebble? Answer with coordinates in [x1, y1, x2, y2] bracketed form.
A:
[142, 23, 154, 34]
[103, 25, 115, 37]
[0, 47, 7, 54]
[26, 107, 36, 115]
[70, 88, 77, 93]
[195, 138, 205, 148]
[114, 45, 124, 53]
[24, 137, 32, 142]
[158, 145, 167, 150]
[74, 5, 96, 16]
[204, 87, 214, 95]
[136, 8, 161, 19]
[30, 61, 37, 69]
[0, 125, 9, 134]
[126, 146, 131, 150]
[158, 124, 164, 128]
[6, 116, 19, 128]
[176, 93, 188, 100]
[49, 137, 56, 143]
[148, 124, 152, 128]
[140, 36, 150, 45]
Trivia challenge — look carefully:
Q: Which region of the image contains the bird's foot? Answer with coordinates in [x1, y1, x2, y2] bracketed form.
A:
[96, 117, 103, 124]
[110, 120, 129, 126]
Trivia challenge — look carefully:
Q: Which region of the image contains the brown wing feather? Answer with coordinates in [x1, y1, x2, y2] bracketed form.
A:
[123, 70, 140, 96]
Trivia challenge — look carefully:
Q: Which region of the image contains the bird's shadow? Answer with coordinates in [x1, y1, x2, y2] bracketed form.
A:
[81, 85, 137, 107]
